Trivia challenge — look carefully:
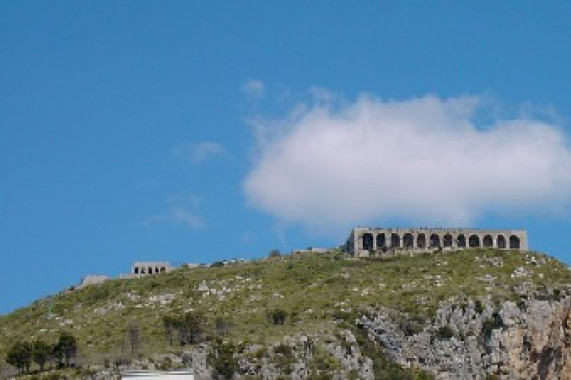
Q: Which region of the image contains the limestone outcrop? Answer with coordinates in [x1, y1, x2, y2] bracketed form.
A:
[359, 297, 571, 379]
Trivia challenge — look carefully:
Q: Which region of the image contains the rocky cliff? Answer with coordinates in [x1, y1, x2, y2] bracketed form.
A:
[360, 297, 571, 380]
[167, 297, 571, 380]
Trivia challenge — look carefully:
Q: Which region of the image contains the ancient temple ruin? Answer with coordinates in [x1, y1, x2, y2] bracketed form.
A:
[131, 261, 173, 276]
[346, 227, 528, 257]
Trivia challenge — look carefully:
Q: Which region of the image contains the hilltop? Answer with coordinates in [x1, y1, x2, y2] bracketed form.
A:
[1, 248, 571, 379]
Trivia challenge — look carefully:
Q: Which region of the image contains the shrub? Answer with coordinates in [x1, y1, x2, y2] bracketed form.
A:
[268, 309, 287, 325]
[215, 317, 232, 337]
[399, 316, 425, 337]
[331, 310, 355, 322]
[474, 300, 484, 314]
[210, 341, 237, 380]
[482, 312, 504, 340]
[269, 250, 282, 258]
[435, 325, 455, 340]
[274, 344, 293, 358]
[159, 357, 173, 370]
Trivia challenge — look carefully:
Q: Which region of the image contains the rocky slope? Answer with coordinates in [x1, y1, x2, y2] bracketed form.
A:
[360, 297, 571, 379]
[1, 249, 570, 379]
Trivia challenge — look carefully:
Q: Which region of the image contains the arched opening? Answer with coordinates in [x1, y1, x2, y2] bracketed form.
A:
[155, 267, 160, 274]
[497, 235, 507, 249]
[391, 233, 400, 248]
[403, 233, 414, 248]
[362, 233, 374, 251]
[483, 235, 493, 248]
[510, 235, 521, 249]
[457, 234, 466, 248]
[377, 233, 386, 249]
[443, 234, 453, 248]
[160, 267, 166, 272]
[469, 235, 480, 248]
[134, 267, 139, 274]
[141, 268, 146, 274]
[417, 233, 426, 249]
[430, 234, 440, 248]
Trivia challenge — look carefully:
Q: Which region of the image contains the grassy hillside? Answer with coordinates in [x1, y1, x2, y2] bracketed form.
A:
[1, 248, 570, 375]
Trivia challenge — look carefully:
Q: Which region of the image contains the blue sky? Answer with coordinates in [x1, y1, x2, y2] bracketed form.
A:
[2, 1, 571, 315]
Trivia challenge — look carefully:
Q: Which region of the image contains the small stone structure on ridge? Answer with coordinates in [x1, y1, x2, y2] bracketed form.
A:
[346, 227, 528, 257]
[78, 274, 110, 288]
[131, 261, 173, 276]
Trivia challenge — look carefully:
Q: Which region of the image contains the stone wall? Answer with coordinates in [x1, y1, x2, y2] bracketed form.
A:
[78, 274, 110, 288]
[131, 261, 173, 276]
[346, 227, 528, 257]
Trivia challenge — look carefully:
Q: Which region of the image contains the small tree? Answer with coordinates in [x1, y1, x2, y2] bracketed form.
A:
[164, 312, 206, 346]
[180, 311, 206, 344]
[268, 309, 287, 325]
[210, 341, 237, 380]
[32, 339, 51, 371]
[215, 317, 232, 337]
[54, 331, 77, 367]
[126, 323, 141, 354]
[163, 315, 177, 346]
[269, 249, 282, 258]
[6, 341, 32, 373]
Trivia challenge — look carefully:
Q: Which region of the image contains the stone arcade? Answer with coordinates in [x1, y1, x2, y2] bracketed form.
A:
[346, 227, 528, 257]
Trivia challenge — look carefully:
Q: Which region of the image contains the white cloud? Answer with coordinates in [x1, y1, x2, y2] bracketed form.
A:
[243, 93, 571, 232]
[243, 80, 265, 98]
[171, 141, 226, 163]
[142, 193, 204, 230]
[168, 208, 204, 229]
[143, 207, 204, 230]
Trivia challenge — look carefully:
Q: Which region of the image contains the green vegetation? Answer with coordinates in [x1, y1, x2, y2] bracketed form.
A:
[162, 311, 206, 346]
[352, 326, 432, 380]
[481, 312, 505, 341]
[209, 340, 238, 380]
[6, 332, 77, 375]
[268, 309, 287, 325]
[0, 248, 569, 377]
[435, 325, 455, 340]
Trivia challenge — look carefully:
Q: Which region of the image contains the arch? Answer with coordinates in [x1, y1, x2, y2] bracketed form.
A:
[443, 234, 453, 248]
[376, 233, 386, 249]
[430, 234, 440, 248]
[509, 235, 521, 249]
[362, 233, 374, 251]
[148, 267, 153, 275]
[469, 234, 480, 248]
[141, 267, 146, 274]
[457, 234, 466, 248]
[155, 267, 160, 274]
[497, 235, 507, 249]
[483, 235, 493, 248]
[134, 267, 139, 274]
[417, 233, 426, 249]
[391, 233, 400, 248]
[160, 267, 166, 273]
[403, 233, 414, 248]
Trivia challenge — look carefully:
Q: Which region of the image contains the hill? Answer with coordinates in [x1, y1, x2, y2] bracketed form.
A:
[1, 249, 571, 379]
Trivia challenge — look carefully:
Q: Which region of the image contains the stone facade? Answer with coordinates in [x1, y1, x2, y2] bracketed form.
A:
[346, 227, 528, 257]
[131, 261, 173, 276]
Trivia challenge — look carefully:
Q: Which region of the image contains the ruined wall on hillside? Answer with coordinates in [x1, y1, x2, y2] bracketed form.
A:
[347, 227, 528, 257]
